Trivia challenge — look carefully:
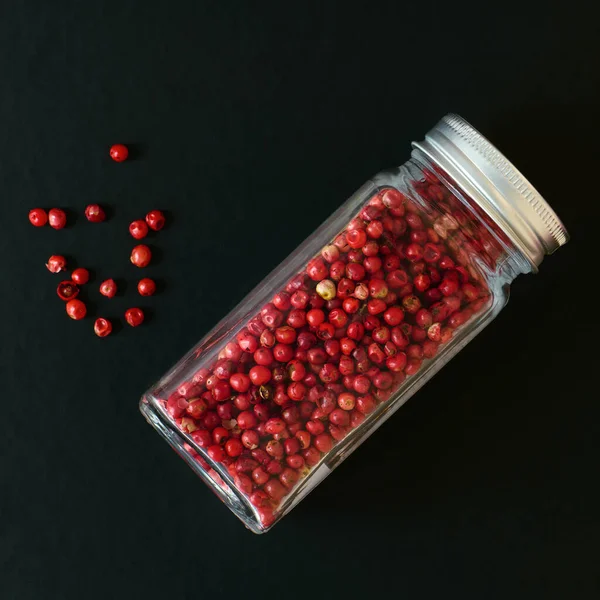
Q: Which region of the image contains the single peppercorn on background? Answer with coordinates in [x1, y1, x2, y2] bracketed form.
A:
[1, 1, 599, 600]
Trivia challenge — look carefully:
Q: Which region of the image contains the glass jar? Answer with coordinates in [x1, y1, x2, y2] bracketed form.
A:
[140, 114, 569, 533]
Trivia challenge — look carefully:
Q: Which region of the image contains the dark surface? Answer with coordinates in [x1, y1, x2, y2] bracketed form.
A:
[1, 2, 599, 599]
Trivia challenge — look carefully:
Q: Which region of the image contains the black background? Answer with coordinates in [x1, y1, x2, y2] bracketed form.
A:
[2, 2, 599, 599]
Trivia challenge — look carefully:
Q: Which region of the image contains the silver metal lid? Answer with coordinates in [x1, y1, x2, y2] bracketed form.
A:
[412, 114, 569, 270]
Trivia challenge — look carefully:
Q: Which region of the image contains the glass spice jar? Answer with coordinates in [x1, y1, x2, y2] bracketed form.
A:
[140, 114, 569, 533]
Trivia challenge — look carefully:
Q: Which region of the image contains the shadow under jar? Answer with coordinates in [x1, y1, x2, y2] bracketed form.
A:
[140, 114, 569, 533]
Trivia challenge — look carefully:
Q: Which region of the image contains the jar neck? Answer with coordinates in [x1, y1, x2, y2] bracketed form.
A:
[404, 154, 532, 282]
[411, 115, 568, 271]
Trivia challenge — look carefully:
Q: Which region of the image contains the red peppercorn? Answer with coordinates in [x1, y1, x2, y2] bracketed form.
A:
[237, 411, 257, 430]
[250, 466, 269, 486]
[265, 418, 286, 435]
[272, 291, 291, 310]
[337, 392, 356, 411]
[46, 255, 67, 273]
[145, 210, 165, 231]
[57, 280, 79, 301]
[321, 244, 340, 263]
[415, 308, 433, 329]
[137, 278, 156, 296]
[345, 262, 366, 282]
[381, 188, 405, 212]
[317, 322, 335, 340]
[203, 411, 220, 430]
[236, 456, 259, 473]
[305, 309, 324, 329]
[405, 243, 424, 262]
[225, 438, 244, 458]
[347, 322, 365, 341]
[109, 144, 129, 162]
[290, 290, 309, 309]
[406, 212, 423, 229]
[350, 410, 366, 428]
[249, 490, 269, 508]
[307, 258, 328, 281]
[29, 208, 48, 227]
[287, 309, 307, 329]
[285, 360, 304, 382]
[274, 326, 296, 345]
[423, 243, 442, 263]
[99, 279, 117, 298]
[207, 445, 226, 462]
[262, 305, 283, 329]
[363, 256, 382, 275]
[367, 299, 386, 315]
[287, 381, 306, 401]
[440, 327, 453, 343]
[84, 204, 106, 223]
[414, 274, 431, 292]
[230, 373, 251, 393]
[66, 299, 86, 320]
[369, 279, 388, 299]
[328, 308, 348, 329]
[329, 408, 350, 426]
[48, 208, 67, 230]
[439, 277, 459, 296]
[386, 352, 407, 372]
[285, 454, 304, 469]
[253, 347, 273, 366]
[405, 359, 422, 376]
[94, 318, 112, 337]
[186, 399, 208, 419]
[265, 440, 284, 460]
[303, 447, 321, 466]
[248, 316, 267, 336]
[336, 278, 355, 300]
[237, 329, 258, 352]
[373, 371, 393, 390]
[213, 361, 234, 381]
[240, 430, 259, 450]
[233, 473, 253, 495]
[356, 394, 377, 414]
[191, 429, 212, 448]
[383, 306, 404, 326]
[279, 467, 299, 489]
[329, 261, 346, 281]
[351, 375, 369, 395]
[71, 268, 90, 285]
[129, 219, 149, 240]
[368, 343, 386, 364]
[130, 244, 151, 268]
[264, 478, 287, 501]
[313, 433, 333, 453]
[291, 431, 309, 451]
[212, 426, 230, 445]
[366, 220, 384, 239]
[439, 255, 455, 270]
[249, 365, 271, 386]
[213, 380, 232, 401]
[305, 419, 325, 436]
[372, 326, 391, 344]
[125, 307, 144, 327]
[402, 295, 422, 314]
[346, 228, 367, 249]
[259, 329, 275, 348]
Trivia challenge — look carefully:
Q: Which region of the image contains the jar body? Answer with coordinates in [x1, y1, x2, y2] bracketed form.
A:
[140, 154, 528, 533]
